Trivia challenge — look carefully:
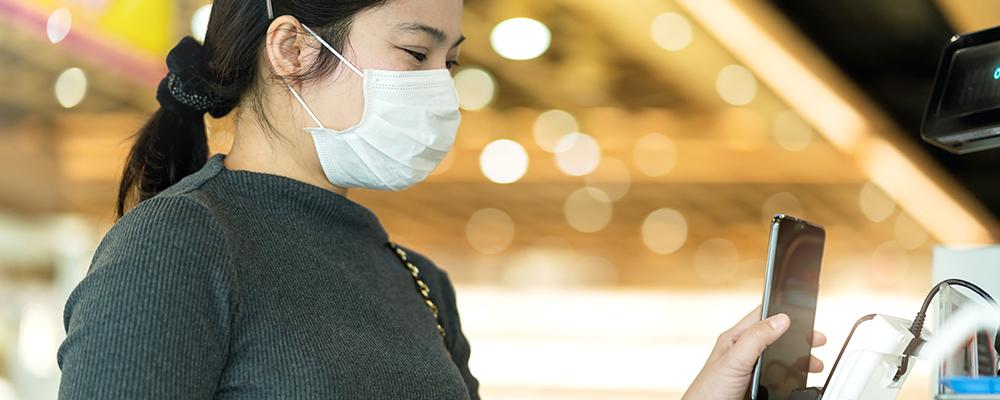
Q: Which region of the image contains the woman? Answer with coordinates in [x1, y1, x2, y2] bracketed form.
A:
[55, 0, 825, 398]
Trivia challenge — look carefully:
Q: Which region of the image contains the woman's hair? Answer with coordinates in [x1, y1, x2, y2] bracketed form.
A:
[116, 0, 389, 218]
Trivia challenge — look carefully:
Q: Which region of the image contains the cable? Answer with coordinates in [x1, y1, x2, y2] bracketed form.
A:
[892, 279, 998, 382]
[820, 314, 878, 395]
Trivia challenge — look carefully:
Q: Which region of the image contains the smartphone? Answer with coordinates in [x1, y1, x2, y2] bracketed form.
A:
[749, 214, 825, 400]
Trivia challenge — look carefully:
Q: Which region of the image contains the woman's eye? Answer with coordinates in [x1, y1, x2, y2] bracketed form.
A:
[404, 49, 427, 62]
[446, 60, 461, 70]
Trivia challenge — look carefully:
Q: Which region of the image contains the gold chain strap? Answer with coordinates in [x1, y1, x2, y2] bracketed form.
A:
[388, 242, 447, 340]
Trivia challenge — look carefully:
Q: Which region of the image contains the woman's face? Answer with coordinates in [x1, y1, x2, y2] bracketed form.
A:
[295, 0, 465, 131]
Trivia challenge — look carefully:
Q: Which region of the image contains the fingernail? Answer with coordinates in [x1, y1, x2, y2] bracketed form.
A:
[768, 314, 789, 330]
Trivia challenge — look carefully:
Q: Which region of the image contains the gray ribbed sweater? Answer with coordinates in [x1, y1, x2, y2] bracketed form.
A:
[56, 154, 480, 399]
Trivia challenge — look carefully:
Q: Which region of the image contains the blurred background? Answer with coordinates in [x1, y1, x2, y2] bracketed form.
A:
[1, 0, 1000, 399]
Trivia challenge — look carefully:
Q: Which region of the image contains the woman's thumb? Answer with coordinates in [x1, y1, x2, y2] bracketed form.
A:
[726, 313, 790, 370]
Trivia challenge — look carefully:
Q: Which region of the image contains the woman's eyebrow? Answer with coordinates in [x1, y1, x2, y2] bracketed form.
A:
[394, 22, 466, 49]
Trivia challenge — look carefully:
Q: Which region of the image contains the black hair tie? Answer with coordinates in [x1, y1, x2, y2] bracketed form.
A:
[156, 37, 232, 119]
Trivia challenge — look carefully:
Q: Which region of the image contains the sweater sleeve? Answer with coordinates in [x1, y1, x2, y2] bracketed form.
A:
[57, 196, 235, 400]
[436, 270, 481, 400]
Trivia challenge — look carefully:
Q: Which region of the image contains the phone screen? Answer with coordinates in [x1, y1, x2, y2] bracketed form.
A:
[750, 215, 825, 400]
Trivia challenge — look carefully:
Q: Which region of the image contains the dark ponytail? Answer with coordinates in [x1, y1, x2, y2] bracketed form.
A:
[116, 0, 390, 218]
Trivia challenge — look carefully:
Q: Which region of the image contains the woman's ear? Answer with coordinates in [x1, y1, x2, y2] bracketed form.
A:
[265, 16, 314, 79]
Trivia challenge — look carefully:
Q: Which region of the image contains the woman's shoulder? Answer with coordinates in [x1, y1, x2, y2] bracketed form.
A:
[93, 193, 229, 275]
[60, 193, 237, 382]
[113, 193, 222, 238]
[101, 155, 230, 263]
[67, 194, 234, 326]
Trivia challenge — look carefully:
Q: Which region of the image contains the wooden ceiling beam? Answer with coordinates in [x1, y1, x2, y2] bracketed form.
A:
[676, 0, 1000, 244]
[547, 0, 746, 111]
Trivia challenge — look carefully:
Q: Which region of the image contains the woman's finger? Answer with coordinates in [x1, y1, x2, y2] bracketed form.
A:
[725, 313, 790, 371]
[726, 305, 763, 337]
[709, 306, 763, 362]
[809, 355, 824, 373]
[811, 331, 827, 348]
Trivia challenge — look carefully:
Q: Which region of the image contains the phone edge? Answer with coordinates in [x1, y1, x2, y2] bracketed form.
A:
[750, 214, 785, 400]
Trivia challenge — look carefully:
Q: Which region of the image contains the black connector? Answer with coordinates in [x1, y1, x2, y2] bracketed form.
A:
[892, 279, 998, 382]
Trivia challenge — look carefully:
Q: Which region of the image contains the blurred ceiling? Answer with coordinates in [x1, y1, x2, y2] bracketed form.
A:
[770, 0, 1000, 219]
[0, 0, 998, 292]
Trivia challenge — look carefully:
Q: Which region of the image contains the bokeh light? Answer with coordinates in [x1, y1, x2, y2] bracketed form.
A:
[455, 67, 497, 111]
[584, 157, 631, 201]
[191, 4, 212, 43]
[46, 8, 72, 44]
[716, 64, 757, 106]
[480, 139, 529, 184]
[859, 182, 895, 222]
[466, 208, 515, 254]
[555, 133, 602, 176]
[533, 109, 579, 152]
[772, 110, 814, 151]
[502, 252, 617, 288]
[641, 209, 688, 255]
[564, 187, 613, 233]
[501, 250, 571, 288]
[17, 303, 59, 378]
[54, 67, 88, 108]
[650, 12, 693, 52]
[491, 18, 552, 61]
[693, 238, 740, 285]
[633, 133, 678, 177]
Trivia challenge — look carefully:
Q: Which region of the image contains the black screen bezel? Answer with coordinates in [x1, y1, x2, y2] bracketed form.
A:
[923, 26, 1000, 149]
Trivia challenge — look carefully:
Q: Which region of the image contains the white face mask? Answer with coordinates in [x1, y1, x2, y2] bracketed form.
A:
[288, 24, 462, 191]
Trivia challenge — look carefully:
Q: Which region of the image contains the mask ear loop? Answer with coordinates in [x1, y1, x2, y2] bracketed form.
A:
[287, 85, 326, 129]
[282, 22, 365, 129]
[282, 25, 324, 128]
[299, 23, 364, 77]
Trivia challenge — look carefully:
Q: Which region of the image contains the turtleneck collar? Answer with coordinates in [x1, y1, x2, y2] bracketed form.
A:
[203, 153, 390, 245]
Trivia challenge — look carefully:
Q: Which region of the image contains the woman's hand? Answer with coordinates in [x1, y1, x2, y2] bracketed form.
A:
[681, 306, 827, 400]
